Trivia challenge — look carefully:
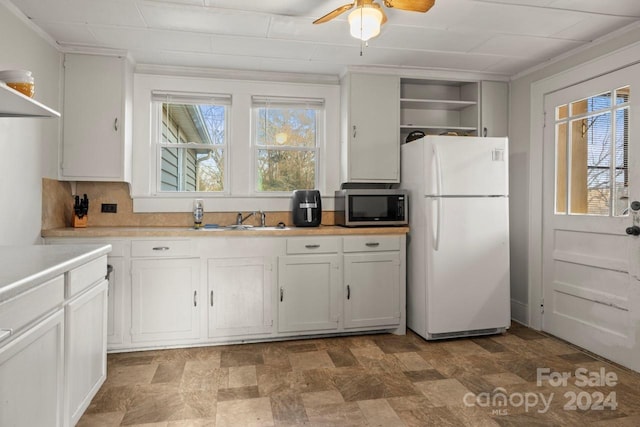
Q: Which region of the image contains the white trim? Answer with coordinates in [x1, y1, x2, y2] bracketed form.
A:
[510, 298, 528, 325]
[528, 40, 640, 330]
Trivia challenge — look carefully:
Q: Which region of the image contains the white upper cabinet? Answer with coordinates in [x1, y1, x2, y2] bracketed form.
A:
[341, 73, 400, 183]
[480, 81, 509, 137]
[61, 53, 132, 181]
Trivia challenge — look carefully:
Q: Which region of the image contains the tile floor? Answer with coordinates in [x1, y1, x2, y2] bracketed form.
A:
[79, 323, 640, 426]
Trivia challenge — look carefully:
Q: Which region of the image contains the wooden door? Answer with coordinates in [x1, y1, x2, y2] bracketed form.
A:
[542, 63, 640, 371]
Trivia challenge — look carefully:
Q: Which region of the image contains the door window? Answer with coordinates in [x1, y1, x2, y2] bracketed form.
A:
[554, 86, 630, 216]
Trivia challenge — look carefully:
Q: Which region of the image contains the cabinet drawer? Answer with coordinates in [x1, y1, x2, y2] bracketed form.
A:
[286, 237, 340, 254]
[131, 240, 194, 258]
[67, 255, 107, 298]
[0, 276, 64, 342]
[343, 236, 401, 253]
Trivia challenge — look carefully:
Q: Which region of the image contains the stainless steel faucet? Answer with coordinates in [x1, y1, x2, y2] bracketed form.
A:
[236, 211, 266, 227]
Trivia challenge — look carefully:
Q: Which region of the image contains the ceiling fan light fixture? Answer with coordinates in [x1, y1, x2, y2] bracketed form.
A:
[348, 6, 383, 41]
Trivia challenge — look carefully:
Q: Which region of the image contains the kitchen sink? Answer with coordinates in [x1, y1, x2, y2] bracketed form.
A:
[188, 224, 291, 231]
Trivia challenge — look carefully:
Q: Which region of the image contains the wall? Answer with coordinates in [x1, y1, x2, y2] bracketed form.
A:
[0, 3, 61, 245]
[509, 24, 640, 325]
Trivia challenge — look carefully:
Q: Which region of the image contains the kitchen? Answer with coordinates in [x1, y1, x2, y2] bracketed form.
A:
[2, 0, 640, 425]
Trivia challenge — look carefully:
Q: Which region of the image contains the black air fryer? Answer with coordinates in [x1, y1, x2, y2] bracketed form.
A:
[291, 190, 322, 227]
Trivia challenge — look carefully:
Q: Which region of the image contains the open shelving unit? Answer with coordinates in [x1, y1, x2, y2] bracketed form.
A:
[0, 82, 60, 118]
[400, 78, 479, 142]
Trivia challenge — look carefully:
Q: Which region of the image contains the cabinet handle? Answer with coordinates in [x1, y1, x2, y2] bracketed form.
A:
[305, 244, 320, 249]
[280, 287, 284, 302]
[194, 290, 197, 307]
[0, 329, 12, 342]
[210, 290, 214, 306]
[347, 285, 351, 300]
[353, 125, 356, 138]
[114, 117, 119, 132]
[483, 127, 488, 137]
[365, 242, 380, 247]
[152, 246, 170, 251]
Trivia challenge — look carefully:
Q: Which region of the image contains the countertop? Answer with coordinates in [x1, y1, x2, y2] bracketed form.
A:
[0, 244, 112, 303]
[41, 225, 410, 238]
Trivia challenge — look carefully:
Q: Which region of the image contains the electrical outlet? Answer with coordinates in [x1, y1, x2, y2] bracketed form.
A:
[101, 203, 117, 213]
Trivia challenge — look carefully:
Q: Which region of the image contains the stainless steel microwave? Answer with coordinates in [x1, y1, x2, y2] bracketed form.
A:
[334, 189, 408, 227]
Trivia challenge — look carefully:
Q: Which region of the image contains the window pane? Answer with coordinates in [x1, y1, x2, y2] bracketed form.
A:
[163, 103, 226, 145]
[555, 122, 567, 214]
[570, 92, 611, 116]
[161, 147, 224, 192]
[256, 149, 315, 191]
[616, 86, 630, 105]
[256, 108, 317, 148]
[568, 112, 612, 215]
[614, 106, 629, 216]
[556, 104, 568, 120]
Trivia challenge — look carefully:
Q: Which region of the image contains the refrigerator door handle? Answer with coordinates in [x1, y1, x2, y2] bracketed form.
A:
[432, 197, 442, 251]
[433, 145, 443, 197]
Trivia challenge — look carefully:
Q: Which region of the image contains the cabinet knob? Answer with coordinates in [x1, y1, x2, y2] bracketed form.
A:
[194, 290, 197, 307]
[305, 244, 320, 249]
[365, 242, 380, 247]
[347, 285, 351, 300]
[114, 117, 119, 132]
[280, 288, 284, 302]
[353, 125, 357, 138]
[152, 246, 170, 251]
[210, 290, 214, 306]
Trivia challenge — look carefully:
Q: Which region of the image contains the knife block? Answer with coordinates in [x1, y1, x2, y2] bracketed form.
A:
[72, 214, 88, 228]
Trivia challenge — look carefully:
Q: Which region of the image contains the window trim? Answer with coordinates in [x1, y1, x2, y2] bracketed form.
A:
[131, 73, 341, 213]
[151, 93, 231, 195]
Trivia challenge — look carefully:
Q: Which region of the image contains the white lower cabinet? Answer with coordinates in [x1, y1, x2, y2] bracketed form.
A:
[0, 310, 65, 427]
[65, 280, 108, 426]
[278, 254, 341, 333]
[344, 252, 401, 329]
[207, 257, 273, 337]
[131, 257, 200, 343]
[105, 256, 125, 347]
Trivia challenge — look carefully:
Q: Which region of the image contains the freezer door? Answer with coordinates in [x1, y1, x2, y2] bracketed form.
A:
[425, 136, 508, 196]
[426, 196, 510, 335]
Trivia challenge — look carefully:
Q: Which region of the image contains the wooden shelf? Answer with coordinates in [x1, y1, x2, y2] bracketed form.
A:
[0, 82, 60, 118]
[400, 98, 477, 111]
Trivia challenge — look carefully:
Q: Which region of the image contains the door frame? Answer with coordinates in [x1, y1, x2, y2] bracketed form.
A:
[527, 40, 640, 329]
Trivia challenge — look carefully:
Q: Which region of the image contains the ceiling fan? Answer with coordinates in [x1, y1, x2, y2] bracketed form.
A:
[313, 0, 435, 41]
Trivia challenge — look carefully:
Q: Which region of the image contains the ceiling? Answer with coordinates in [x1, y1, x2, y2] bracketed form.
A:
[7, 0, 640, 78]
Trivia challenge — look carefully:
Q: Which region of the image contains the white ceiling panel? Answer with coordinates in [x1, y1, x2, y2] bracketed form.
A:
[90, 27, 213, 53]
[6, 0, 640, 78]
[139, 2, 272, 37]
[376, 26, 491, 53]
[10, 0, 146, 27]
[472, 34, 583, 58]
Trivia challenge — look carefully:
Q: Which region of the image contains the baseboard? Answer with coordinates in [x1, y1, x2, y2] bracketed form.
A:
[511, 299, 528, 326]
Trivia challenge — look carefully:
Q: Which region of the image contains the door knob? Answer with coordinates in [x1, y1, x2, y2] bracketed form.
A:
[631, 201, 640, 212]
[626, 225, 640, 236]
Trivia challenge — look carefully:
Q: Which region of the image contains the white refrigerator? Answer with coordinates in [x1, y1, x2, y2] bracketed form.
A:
[401, 136, 510, 340]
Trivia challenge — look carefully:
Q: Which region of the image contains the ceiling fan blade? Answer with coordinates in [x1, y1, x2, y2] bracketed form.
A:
[313, 3, 355, 24]
[372, 3, 388, 25]
[383, 0, 435, 13]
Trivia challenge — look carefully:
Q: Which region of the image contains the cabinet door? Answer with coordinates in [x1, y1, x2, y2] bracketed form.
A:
[208, 257, 273, 337]
[106, 256, 125, 347]
[278, 255, 341, 333]
[0, 310, 65, 427]
[480, 81, 508, 137]
[62, 54, 125, 180]
[65, 281, 108, 426]
[346, 73, 400, 182]
[344, 252, 401, 328]
[131, 258, 200, 343]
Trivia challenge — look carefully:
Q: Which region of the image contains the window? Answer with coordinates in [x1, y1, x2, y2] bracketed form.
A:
[252, 96, 323, 192]
[554, 86, 630, 216]
[153, 92, 230, 192]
